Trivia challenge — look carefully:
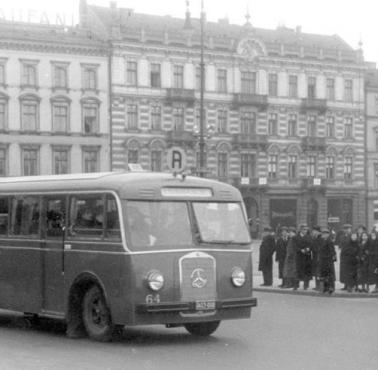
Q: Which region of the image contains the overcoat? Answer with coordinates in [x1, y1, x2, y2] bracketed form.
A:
[318, 237, 336, 283]
[258, 235, 276, 272]
[357, 240, 370, 285]
[283, 237, 297, 279]
[275, 236, 288, 279]
[294, 233, 313, 281]
[341, 239, 358, 287]
[339, 234, 351, 284]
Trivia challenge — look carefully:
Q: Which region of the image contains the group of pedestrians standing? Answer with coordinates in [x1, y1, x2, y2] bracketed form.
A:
[258, 223, 378, 294]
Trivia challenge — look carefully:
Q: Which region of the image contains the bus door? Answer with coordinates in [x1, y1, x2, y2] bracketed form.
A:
[42, 196, 66, 315]
[0, 196, 43, 313]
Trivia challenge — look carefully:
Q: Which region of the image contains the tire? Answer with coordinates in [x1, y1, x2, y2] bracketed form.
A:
[184, 321, 220, 337]
[82, 285, 116, 342]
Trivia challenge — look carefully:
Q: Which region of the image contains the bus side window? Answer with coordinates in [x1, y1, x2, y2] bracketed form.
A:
[10, 196, 40, 236]
[105, 196, 120, 240]
[0, 197, 9, 235]
[46, 197, 66, 238]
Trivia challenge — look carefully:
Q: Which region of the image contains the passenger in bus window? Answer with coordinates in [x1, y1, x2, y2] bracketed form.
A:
[94, 205, 104, 227]
[78, 207, 95, 228]
[127, 206, 153, 247]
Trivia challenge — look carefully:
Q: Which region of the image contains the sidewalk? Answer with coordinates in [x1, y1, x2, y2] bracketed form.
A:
[251, 240, 378, 298]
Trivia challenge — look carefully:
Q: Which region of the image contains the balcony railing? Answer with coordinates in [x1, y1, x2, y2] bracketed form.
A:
[301, 98, 327, 113]
[232, 93, 268, 110]
[301, 136, 326, 152]
[231, 134, 268, 150]
[166, 88, 195, 105]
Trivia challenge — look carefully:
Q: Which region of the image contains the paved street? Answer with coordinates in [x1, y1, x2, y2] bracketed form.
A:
[0, 291, 377, 370]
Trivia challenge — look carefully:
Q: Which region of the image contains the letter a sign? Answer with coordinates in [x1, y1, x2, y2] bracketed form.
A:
[167, 147, 187, 172]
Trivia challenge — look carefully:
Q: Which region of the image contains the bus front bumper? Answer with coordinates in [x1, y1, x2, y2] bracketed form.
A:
[136, 297, 257, 314]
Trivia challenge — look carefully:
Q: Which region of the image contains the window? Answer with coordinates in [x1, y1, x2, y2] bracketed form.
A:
[268, 155, 278, 178]
[83, 148, 99, 173]
[240, 110, 256, 135]
[53, 64, 68, 89]
[217, 109, 228, 133]
[288, 75, 297, 98]
[127, 149, 139, 164]
[217, 69, 227, 93]
[344, 156, 353, 180]
[150, 63, 161, 88]
[241, 71, 256, 94]
[127, 104, 138, 130]
[344, 117, 353, 138]
[82, 101, 99, 134]
[288, 113, 297, 136]
[0, 99, 7, 130]
[0, 148, 6, 176]
[288, 155, 297, 179]
[326, 116, 335, 138]
[151, 150, 162, 172]
[173, 65, 184, 88]
[52, 100, 69, 132]
[268, 113, 278, 135]
[45, 196, 66, 238]
[10, 196, 40, 236]
[82, 65, 97, 90]
[308, 76, 316, 99]
[306, 155, 317, 177]
[173, 107, 184, 130]
[0, 197, 8, 234]
[326, 78, 335, 101]
[217, 152, 228, 178]
[307, 115, 317, 137]
[127, 61, 138, 86]
[21, 61, 38, 87]
[22, 147, 39, 176]
[344, 79, 353, 102]
[326, 156, 335, 179]
[21, 97, 39, 131]
[52, 147, 69, 174]
[268, 73, 278, 96]
[241, 153, 255, 178]
[151, 105, 161, 130]
[68, 195, 104, 238]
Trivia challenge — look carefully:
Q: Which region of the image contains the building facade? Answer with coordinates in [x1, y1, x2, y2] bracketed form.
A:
[80, 1, 367, 233]
[0, 20, 110, 176]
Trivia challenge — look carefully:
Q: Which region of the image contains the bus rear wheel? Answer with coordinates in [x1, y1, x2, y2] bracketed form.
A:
[184, 321, 220, 336]
[82, 285, 117, 342]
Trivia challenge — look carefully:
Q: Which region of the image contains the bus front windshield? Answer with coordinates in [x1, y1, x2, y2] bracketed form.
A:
[192, 202, 251, 244]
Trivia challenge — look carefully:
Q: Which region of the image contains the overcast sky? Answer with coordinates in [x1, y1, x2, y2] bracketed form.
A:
[1, 0, 377, 64]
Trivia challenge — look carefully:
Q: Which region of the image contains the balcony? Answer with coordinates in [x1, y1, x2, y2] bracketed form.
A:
[232, 134, 268, 150]
[301, 136, 326, 152]
[232, 93, 268, 110]
[300, 98, 327, 113]
[166, 130, 196, 147]
[166, 88, 195, 105]
[301, 177, 326, 192]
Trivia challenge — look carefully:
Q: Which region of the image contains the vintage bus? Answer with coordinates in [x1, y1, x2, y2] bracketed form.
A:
[0, 171, 257, 341]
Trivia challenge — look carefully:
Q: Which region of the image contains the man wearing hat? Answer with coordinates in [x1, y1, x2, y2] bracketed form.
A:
[294, 224, 313, 290]
[318, 227, 337, 294]
[258, 226, 276, 286]
[275, 227, 289, 288]
[339, 223, 353, 290]
[310, 226, 322, 291]
[282, 226, 298, 288]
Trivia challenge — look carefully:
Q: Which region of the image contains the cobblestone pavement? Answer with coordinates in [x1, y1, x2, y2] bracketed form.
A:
[251, 240, 378, 298]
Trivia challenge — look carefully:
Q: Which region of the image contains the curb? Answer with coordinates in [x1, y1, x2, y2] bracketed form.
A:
[254, 287, 378, 298]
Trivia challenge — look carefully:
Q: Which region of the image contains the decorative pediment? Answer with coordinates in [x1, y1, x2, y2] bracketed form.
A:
[237, 38, 266, 60]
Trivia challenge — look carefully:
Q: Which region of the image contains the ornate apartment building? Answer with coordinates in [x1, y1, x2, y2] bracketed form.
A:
[0, 20, 110, 176]
[79, 1, 367, 233]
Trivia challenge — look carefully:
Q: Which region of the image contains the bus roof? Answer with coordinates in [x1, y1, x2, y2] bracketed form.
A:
[0, 172, 242, 201]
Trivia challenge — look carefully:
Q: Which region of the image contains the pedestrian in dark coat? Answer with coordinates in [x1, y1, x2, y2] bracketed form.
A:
[294, 224, 313, 290]
[258, 227, 276, 286]
[318, 228, 337, 294]
[283, 227, 298, 288]
[275, 227, 289, 287]
[371, 232, 378, 293]
[342, 232, 359, 292]
[310, 226, 322, 290]
[368, 232, 378, 286]
[339, 224, 353, 290]
[357, 231, 370, 292]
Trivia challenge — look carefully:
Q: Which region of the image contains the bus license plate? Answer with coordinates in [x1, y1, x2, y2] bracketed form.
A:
[195, 300, 215, 311]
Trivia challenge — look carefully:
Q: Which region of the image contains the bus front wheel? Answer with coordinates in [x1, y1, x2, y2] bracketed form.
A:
[82, 285, 117, 342]
[184, 321, 220, 336]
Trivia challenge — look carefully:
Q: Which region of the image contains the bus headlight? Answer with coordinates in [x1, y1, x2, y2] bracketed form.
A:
[146, 270, 164, 291]
[231, 267, 245, 287]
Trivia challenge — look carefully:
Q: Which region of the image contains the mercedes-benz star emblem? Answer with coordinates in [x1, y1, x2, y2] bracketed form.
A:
[191, 268, 207, 288]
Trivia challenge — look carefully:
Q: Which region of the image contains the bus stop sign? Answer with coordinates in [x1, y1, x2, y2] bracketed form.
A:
[166, 147, 187, 172]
